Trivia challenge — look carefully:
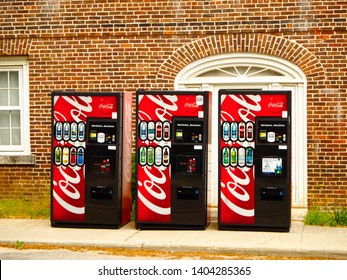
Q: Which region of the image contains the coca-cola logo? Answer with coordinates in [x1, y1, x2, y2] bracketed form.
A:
[184, 97, 199, 113]
[99, 102, 114, 114]
[53, 95, 94, 218]
[220, 94, 261, 221]
[268, 97, 285, 113]
[137, 165, 171, 221]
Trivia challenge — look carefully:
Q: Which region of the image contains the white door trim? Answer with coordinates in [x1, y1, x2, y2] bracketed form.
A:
[175, 53, 308, 220]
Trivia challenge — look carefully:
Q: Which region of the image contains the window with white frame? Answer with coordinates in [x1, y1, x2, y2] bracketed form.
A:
[0, 57, 30, 156]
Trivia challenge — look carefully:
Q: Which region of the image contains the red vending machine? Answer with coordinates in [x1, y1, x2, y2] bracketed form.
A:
[51, 91, 132, 228]
[136, 90, 210, 229]
[218, 90, 291, 232]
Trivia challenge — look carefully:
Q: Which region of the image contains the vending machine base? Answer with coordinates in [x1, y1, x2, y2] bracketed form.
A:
[136, 223, 208, 230]
[218, 225, 290, 232]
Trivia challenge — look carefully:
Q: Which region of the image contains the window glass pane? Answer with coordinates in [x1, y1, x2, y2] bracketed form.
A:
[9, 71, 19, 88]
[0, 111, 10, 127]
[10, 89, 19, 106]
[0, 89, 8, 106]
[12, 128, 21, 145]
[0, 129, 10, 145]
[11, 111, 21, 127]
[0, 72, 8, 87]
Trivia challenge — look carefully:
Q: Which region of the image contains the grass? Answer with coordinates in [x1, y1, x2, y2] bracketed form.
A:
[0, 198, 50, 219]
[304, 207, 347, 227]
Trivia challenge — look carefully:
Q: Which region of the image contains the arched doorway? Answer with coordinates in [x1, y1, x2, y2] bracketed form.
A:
[175, 53, 307, 220]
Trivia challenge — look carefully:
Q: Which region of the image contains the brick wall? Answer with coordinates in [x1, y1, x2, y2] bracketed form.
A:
[0, 1, 346, 209]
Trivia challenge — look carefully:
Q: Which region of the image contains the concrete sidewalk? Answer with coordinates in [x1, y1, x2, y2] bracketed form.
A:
[0, 219, 346, 259]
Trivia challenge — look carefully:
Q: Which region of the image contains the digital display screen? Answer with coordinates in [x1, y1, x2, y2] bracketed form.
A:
[172, 118, 204, 143]
[262, 157, 283, 175]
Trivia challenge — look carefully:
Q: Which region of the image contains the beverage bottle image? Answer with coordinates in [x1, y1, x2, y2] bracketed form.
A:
[238, 122, 245, 141]
[77, 147, 84, 166]
[156, 122, 162, 140]
[55, 122, 63, 141]
[147, 146, 155, 166]
[63, 122, 70, 141]
[222, 122, 230, 142]
[140, 146, 147, 165]
[276, 159, 282, 174]
[155, 146, 162, 166]
[69, 146, 77, 166]
[77, 122, 85, 142]
[163, 147, 170, 166]
[140, 121, 147, 141]
[231, 122, 237, 141]
[187, 158, 194, 173]
[246, 147, 253, 166]
[70, 122, 78, 141]
[148, 121, 155, 141]
[222, 147, 229, 167]
[62, 146, 69, 166]
[238, 147, 245, 167]
[105, 159, 111, 173]
[246, 122, 254, 142]
[231, 147, 237, 166]
[55, 146, 62, 165]
[163, 122, 170, 141]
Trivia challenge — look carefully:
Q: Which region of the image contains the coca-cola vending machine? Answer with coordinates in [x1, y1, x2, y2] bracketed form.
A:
[51, 91, 132, 228]
[136, 90, 210, 229]
[218, 90, 291, 232]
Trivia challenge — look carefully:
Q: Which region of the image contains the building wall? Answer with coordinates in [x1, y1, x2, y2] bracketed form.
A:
[0, 1, 346, 208]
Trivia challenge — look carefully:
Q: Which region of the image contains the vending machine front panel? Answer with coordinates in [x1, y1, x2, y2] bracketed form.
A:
[51, 91, 132, 228]
[218, 90, 291, 232]
[135, 91, 210, 229]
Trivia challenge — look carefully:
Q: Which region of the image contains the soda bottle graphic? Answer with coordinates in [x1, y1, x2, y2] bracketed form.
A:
[231, 122, 237, 142]
[148, 146, 155, 166]
[55, 146, 62, 165]
[163, 147, 170, 166]
[156, 122, 162, 140]
[55, 122, 63, 141]
[222, 147, 229, 167]
[139, 146, 147, 165]
[222, 122, 230, 142]
[246, 147, 253, 167]
[246, 122, 254, 142]
[163, 122, 170, 141]
[70, 122, 78, 142]
[238, 147, 245, 167]
[62, 146, 69, 166]
[155, 146, 162, 166]
[148, 121, 155, 141]
[230, 147, 237, 167]
[63, 122, 70, 142]
[77, 122, 85, 142]
[140, 121, 147, 141]
[70, 146, 77, 166]
[77, 147, 84, 166]
[238, 122, 245, 142]
[276, 158, 282, 175]
[105, 159, 111, 173]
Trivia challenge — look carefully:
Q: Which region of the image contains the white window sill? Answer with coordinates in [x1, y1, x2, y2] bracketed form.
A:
[0, 155, 36, 165]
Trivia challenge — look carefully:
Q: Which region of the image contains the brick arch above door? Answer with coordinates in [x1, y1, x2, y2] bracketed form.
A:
[156, 34, 325, 85]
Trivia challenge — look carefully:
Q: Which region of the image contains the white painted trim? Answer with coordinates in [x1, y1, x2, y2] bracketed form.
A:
[175, 53, 308, 219]
[0, 57, 31, 156]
